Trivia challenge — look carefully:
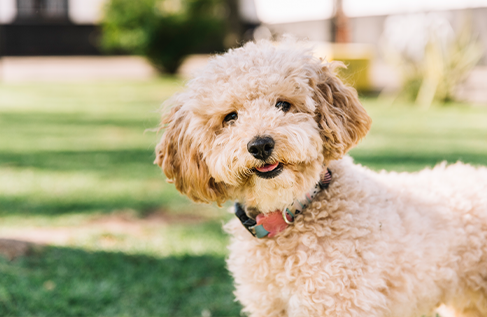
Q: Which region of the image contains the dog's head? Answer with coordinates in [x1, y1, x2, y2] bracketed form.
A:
[155, 40, 371, 213]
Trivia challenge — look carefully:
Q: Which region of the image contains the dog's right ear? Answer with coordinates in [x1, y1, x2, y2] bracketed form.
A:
[312, 62, 372, 161]
[154, 103, 228, 205]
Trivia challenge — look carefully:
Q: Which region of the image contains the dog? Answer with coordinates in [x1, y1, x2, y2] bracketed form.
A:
[155, 39, 487, 317]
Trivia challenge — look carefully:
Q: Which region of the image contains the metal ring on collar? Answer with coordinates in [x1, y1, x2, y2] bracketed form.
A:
[282, 208, 295, 225]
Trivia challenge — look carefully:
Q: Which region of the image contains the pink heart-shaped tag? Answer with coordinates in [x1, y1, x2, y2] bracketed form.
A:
[256, 211, 288, 238]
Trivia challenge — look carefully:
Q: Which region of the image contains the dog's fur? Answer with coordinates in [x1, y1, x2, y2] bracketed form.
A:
[155, 40, 487, 317]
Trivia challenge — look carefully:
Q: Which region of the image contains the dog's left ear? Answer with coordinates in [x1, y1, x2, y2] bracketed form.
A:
[312, 63, 372, 161]
[154, 103, 228, 206]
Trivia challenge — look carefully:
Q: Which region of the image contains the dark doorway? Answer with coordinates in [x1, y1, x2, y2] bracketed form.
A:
[0, 0, 102, 56]
[16, 0, 69, 23]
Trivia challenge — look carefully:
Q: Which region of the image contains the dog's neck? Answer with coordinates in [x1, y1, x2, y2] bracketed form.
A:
[235, 168, 332, 238]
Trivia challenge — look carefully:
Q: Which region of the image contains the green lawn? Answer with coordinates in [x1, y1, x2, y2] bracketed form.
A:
[352, 98, 487, 171]
[0, 78, 486, 316]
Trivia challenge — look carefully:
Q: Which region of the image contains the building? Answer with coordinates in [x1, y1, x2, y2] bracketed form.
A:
[0, 0, 106, 56]
[250, 0, 487, 65]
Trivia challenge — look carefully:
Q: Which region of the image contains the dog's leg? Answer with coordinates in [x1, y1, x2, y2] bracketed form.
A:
[447, 289, 487, 317]
[234, 283, 289, 317]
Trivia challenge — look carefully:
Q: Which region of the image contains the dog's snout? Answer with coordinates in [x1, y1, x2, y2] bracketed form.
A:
[247, 136, 275, 161]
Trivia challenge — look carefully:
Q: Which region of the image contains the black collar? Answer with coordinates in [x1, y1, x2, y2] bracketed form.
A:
[235, 168, 332, 238]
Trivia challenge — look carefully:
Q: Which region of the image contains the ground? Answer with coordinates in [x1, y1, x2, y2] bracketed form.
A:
[0, 78, 486, 316]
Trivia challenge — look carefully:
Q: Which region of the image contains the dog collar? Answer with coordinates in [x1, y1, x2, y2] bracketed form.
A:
[234, 168, 332, 238]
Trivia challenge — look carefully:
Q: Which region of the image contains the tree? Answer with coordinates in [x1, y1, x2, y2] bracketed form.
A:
[101, 0, 227, 74]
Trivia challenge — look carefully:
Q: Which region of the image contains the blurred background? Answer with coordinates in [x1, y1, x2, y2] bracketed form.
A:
[0, 0, 486, 316]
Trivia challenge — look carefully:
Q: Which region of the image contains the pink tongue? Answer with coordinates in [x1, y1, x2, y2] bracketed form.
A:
[256, 162, 279, 173]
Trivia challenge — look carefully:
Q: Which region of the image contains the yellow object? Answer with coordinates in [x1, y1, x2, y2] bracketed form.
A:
[312, 43, 374, 92]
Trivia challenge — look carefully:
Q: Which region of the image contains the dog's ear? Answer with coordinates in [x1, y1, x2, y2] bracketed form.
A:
[313, 62, 372, 161]
[155, 104, 228, 205]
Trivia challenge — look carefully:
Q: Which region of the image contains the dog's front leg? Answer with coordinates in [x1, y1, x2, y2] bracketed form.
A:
[233, 280, 290, 317]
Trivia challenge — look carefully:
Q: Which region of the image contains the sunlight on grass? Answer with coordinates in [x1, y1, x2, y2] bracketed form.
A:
[351, 99, 487, 171]
[0, 79, 191, 217]
[74, 221, 230, 256]
[0, 166, 185, 215]
[0, 215, 229, 257]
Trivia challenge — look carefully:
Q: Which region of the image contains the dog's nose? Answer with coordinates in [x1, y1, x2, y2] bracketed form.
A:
[247, 136, 275, 161]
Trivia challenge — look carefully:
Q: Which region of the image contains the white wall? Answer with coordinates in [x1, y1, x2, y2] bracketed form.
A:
[0, 0, 108, 24]
[345, 0, 487, 17]
[252, 0, 487, 24]
[253, 0, 333, 24]
[68, 0, 107, 24]
[0, 0, 16, 24]
[239, 0, 260, 23]
[266, 19, 331, 42]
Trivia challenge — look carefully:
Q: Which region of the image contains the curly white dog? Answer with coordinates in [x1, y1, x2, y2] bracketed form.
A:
[155, 40, 487, 317]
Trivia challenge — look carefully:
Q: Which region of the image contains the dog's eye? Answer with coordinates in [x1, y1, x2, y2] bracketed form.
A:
[223, 111, 238, 124]
[276, 101, 291, 112]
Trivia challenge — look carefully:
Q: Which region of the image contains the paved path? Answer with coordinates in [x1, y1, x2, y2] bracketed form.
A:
[0, 56, 157, 82]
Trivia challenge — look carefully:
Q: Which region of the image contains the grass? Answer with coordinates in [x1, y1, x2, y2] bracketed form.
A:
[0, 78, 486, 316]
[0, 79, 191, 217]
[0, 248, 237, 316]
[351, 98, 487, 171]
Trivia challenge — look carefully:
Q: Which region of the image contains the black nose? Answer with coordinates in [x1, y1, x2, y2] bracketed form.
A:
[247, 136, 275, 161]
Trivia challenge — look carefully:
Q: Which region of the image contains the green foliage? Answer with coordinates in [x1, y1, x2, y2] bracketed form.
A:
[433, 22, 484, 103]
[382, 14, 483, 107]
[101, 0, 226, 73]
[413, 22, 483, 107]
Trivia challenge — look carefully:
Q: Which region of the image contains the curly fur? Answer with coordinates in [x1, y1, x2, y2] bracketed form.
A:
[155, 39, 487, 317]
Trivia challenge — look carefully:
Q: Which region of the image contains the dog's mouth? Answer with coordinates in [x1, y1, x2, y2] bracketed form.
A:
[254, 162, 283, 179]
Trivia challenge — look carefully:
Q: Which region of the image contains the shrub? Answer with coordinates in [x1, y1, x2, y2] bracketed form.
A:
[101, 0, 226, 74]
[381, 13, 482, 107]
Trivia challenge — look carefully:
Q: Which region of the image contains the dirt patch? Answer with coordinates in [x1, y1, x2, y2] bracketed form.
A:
[87, 209, 208, 227]
[0, 210, 210, 247]
[0, 239, 43, 260]
[142, 209, 208, 224]
[1, 229, 80, 246]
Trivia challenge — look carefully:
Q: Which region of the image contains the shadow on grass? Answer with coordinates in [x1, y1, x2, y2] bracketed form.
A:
[0, 246, 241, 317]
[0, 196, 169, 217]
[0, 149, 157, 176]
[0, 112, 155, 130]
[0, 148, 198, 216]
